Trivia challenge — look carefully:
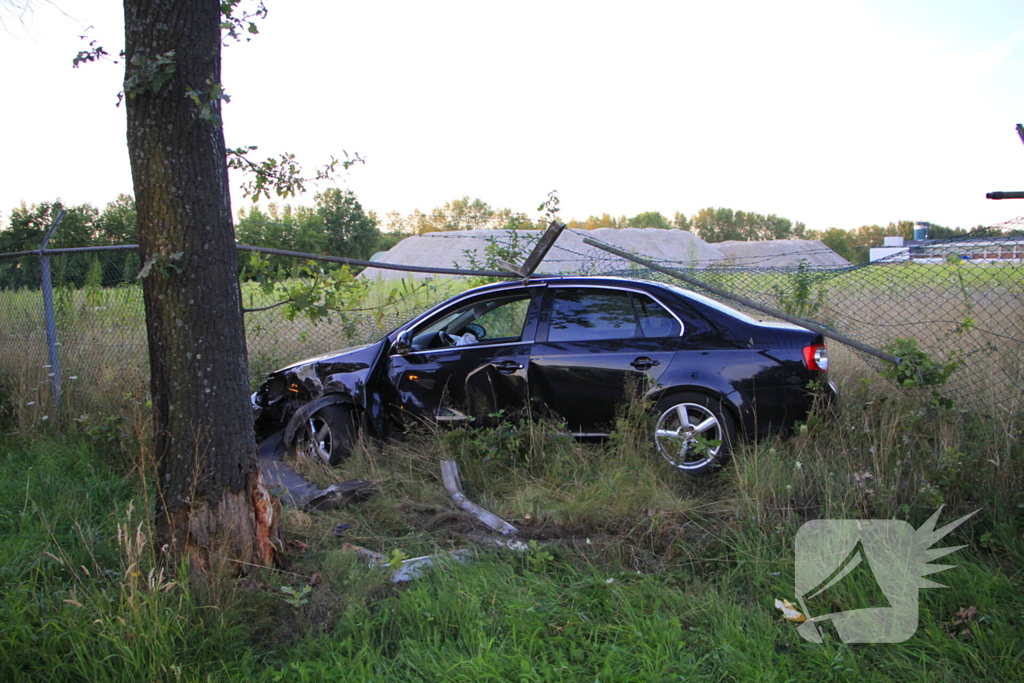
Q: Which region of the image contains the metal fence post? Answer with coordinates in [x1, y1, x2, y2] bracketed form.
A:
[39, 212, 65, 408]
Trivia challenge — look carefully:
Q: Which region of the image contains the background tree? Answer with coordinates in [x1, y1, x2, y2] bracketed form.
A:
[373, 230, 405, 255]
[672, 211, 691, 231]
[691, 207, 744, 242]
[235, 205, 272, 247]
[0, 200, 98, 287]
[235, 189, 379, 266]
[95, 194, 140, 284]
[565, 214, 627, 230]
[415, 196, 496, 233]
[95, 194, 138, 245]
[926, 222, 969, 240]
[814, 227, 858, 263]
[627, 211, 673, 229]
[124, 0, 277, 573]
[314, 187, 379, 260]
[691, 206, 807, 242]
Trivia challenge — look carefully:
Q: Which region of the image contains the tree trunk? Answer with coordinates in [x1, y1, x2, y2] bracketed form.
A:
[123, 0, 278, 573]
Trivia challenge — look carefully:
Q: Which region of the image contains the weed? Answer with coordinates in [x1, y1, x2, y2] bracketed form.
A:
[280, 584, 312, 608]
[773, 258, 828, 318]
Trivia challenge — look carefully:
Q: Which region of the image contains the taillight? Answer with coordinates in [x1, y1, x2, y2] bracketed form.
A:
[803, 343, 829, 372]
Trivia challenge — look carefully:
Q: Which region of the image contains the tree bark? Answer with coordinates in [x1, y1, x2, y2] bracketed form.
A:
[123, 0, 278, 573]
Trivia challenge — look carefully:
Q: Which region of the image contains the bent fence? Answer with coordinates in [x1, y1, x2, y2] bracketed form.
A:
[1, 226, 1022, 421]
[588, 233, 1024, 414]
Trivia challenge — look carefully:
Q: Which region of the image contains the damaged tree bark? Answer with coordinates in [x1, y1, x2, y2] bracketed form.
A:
[124, 0, 278, 572]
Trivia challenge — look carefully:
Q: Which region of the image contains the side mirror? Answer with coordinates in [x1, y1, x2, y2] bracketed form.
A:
[393, 330, 412, 355]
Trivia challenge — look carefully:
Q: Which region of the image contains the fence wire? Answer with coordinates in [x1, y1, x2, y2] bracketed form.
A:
[597, 235, 1024, 413]
[1, 233, 1021, 418]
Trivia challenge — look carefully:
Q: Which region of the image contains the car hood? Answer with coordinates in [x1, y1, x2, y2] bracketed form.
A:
[255, 338, 391, 410]
[272, 341, 384, 376]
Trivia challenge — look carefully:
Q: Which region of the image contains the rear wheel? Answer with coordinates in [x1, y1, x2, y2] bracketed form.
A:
[292, 404, 356, 466]
[654, 392, 735, 475]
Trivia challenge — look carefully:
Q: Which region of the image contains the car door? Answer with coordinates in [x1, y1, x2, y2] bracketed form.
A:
[386, 287, 543, 424]
[529, 285, 681, 433]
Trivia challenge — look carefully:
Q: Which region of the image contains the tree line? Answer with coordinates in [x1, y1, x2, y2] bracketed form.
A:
[0, 196, 138, 288]
[0, 188, 392, 288]
[562, 208, 995, 264]
[3, 192, 1010, 287]
[381, 198, 1000, 265]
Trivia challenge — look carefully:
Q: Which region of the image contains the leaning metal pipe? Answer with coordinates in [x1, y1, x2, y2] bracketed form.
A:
[582, 236, 901, 365]
[0, 243, 517, 279]
[235, 244, 517, 278]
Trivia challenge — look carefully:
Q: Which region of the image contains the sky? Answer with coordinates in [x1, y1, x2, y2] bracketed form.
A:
[2, 0, 1023, 233]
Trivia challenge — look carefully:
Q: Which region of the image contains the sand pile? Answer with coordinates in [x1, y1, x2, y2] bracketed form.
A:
[713, 239, 850, 268]
[361, 228, 728, 280]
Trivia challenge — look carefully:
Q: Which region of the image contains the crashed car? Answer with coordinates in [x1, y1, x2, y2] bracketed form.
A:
[252, 276, 837, 474]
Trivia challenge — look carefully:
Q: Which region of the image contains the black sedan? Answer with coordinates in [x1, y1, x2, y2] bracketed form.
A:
[252, 276, 836, 474]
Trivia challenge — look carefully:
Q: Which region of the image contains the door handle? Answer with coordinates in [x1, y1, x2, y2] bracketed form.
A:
[494, 360, 523, 375]
[630, 356, 660, 371]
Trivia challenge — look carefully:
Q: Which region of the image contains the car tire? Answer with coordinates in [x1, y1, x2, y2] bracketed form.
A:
[654, 392, 735, 475]
[291, 404, 356, 466]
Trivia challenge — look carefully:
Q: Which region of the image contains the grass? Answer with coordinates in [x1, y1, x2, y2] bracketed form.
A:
[1, 344, 1021, 681]
[1, 257, 1022, 680]
[0, 434, 259, 682]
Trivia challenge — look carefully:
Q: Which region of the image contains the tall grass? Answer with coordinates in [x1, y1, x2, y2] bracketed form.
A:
[0, 435, 261, 682]
[1, 348, 1021, 680]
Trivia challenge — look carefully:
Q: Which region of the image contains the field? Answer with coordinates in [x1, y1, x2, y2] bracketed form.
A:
[0, 259, 1022, 681]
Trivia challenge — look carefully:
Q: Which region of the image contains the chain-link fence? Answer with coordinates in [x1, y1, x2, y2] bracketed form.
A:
[584, 232, 1024, 414]
[2, 229, 1022, 419]
[0, 245, 460, 418]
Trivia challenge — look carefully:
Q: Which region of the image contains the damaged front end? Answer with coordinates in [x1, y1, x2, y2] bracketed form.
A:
[251, 340, 390, 446]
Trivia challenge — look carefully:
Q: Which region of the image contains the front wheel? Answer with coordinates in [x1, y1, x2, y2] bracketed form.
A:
[654, 392, 735, 475]
[292, 404, 356, 466]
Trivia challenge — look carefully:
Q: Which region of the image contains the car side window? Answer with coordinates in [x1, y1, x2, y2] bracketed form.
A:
[417, 293, 532, 343]
[474, 297, 530, 338]
[633, 293, 682, 338]
[546, 288, 682, 342]
[548, 289, 638, 342]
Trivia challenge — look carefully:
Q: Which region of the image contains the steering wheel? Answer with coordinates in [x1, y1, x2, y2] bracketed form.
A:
[437, 331, 455, 347]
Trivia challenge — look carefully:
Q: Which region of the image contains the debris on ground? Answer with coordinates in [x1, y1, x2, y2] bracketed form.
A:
[943, 605, 980, 639]
[440, 459, 518, 536]
[774, 598, 807, 622]
[258, 431, 374, 511]
[341, 543, 474, 583]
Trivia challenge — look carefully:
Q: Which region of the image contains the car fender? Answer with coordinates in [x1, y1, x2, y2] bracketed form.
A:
[645, 383, 755, 435]
[283, 393, 356, 447]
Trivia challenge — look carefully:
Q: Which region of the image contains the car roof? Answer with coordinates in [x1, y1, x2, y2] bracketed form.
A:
[462, 275, 729, 308]
[465, 275, 676, 294]
[464, 276, 801, 330]
[393, 275, 811, 342]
